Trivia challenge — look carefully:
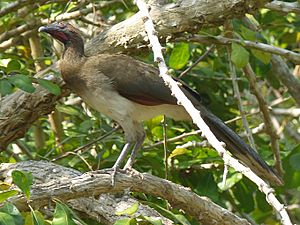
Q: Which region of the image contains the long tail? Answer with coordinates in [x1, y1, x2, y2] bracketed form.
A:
[200, 108, 283, 186]
[178, 79, 283, 185]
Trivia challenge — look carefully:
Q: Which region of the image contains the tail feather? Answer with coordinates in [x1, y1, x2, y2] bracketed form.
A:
[201, 110, 283, 186]
[179, 80, 283, 185]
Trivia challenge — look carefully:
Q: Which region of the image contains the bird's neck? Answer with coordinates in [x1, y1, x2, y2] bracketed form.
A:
[62, 40, 84, 62]
[60, 39, 85, 81]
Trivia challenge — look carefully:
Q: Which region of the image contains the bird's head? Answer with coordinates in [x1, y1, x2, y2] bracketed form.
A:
[39, 22, 83, 47]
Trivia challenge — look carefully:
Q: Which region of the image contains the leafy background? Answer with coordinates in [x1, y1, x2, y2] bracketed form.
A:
[0, 0, 300, 224]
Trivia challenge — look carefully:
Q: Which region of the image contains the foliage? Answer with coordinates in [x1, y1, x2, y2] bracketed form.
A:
[0, 0, 300, 224]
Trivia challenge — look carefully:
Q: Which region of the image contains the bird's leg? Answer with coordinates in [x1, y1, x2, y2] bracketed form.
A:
[123, 132, 145, 170]
[111, 142, 133, 186]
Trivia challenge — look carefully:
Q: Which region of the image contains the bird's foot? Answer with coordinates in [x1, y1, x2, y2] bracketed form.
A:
[123, 158, 133, 171]
[111, 166, 119, 187]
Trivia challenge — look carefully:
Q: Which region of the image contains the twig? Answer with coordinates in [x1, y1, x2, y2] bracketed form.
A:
[189, 73, 244, 81]
[135, 1, 292, 224]
[226, 42, 256, 150]
[271, 55, 300, 106]
[51, 125, 120, 162]
[64, 152, 93, 171]
[175, 34, 300, 64]
[243, 65, 283, 177]
[285, 125, 300, 142]
[271, 108, 300, 117]
[179, 44, 216, 78]
[163, 115, 169, 180]
[144, 130, 202, 150]
[265, 1, 300, 14]
[176, 140, 208, 149]
[15, 140, 34, 159]
[226, 97, 291, 124]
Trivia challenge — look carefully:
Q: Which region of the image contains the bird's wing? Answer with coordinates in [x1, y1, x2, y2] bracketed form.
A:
[93, 54, 180, 105]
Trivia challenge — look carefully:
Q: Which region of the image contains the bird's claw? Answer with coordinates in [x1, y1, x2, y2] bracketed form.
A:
[123, 162, 133, 172]
[111, 166, 118, 186]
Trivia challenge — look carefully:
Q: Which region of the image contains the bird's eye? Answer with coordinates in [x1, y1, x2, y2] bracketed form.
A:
[57, 22, 66, 29]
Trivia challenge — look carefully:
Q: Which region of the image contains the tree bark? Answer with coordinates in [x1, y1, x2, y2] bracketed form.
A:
[0, 160, 250, 225]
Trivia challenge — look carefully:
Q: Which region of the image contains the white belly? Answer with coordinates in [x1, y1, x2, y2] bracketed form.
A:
[79, 88, 190, 123]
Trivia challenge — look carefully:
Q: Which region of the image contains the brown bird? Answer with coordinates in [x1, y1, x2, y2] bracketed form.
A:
[39, 22, 283, 186]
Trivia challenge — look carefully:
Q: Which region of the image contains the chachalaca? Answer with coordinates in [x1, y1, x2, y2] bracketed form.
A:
[39, 22, 283, 186]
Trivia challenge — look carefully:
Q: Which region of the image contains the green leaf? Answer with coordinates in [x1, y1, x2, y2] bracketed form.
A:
[169, 43, 190, 70]
[256, 189, 272, 212]
[283, 144, 300, 188]
[56, 105, 80, 116]
[115, 202, 139, 216]
[0, 79, 13, 96]
[31, 210, 45, 225]
[289, 152, 300, 171]
[37, 79, 61, 96]
[52, 202, 77, 225]
[8, 75, 35, 93]
[113, 218, 132, 225]
[0, 212, 16, 225]
[0, 203, 23, 225]
[251, 49, 271, 64]
[6, 60, 21, 73]
[144, 202, 187, 224]
[142, 216, 163, 225]
[79, 120, 94, 133]
[218, 172, 243, 191]
[173, 214, 191, 225]
[232, 181, 255, 213]
[0, 190, 19, 203]
[240, 26, 257, 41]
[231, 43, 249, 68]
[11, 170, 33, 199]
[168, 148, 191, 159]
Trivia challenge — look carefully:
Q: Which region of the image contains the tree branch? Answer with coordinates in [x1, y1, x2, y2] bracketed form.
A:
[0, 161, 249, 225]
[265, 1, 300, 14]
[0, 161, 173, 225]
[175, 34, 300, 64]
[243, 64, 283, 176]
[270, 55, 300, 106]
[85, 0, 271, 55]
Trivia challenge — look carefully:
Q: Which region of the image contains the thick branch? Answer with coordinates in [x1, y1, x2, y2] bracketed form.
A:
[0, 161, 173, 224]
[85, 0, 271, 55]
[0, 161, 249, 225]
[0, 79, 69, 149]
[265, 1, 300, 14]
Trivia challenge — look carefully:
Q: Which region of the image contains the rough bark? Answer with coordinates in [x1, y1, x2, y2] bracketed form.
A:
[85, 0, 272, 55]
[0, 160, 250, 225]
[0, 83, 69, 149]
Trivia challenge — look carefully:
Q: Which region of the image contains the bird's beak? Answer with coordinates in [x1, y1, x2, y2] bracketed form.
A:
[38, 26, 48, 32]
[38, 24, 59, 33]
